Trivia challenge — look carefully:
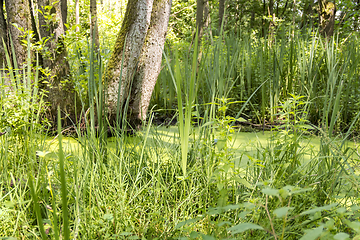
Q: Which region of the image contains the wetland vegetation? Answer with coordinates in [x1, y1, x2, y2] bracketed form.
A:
[1, 0, 360, 239]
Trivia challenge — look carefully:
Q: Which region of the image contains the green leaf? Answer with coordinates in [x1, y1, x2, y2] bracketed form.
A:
[189, 231, 199, 238]
[344, 220, 360, 233]
[128, 236, 140, 239]
[217, 221, 232, 227]
[299, 225, 324, 240]
[232, 176, 254, 189]
[300, 203, 338, 215]
[103, 213, 114, 221]
[223, 204, 241, 211]
[228, 223, 264, 234]
[290, 188, 312, 195]
[175, 218, 199, 229]
[238, 210, 251, 219]
[261, 188, 279, 196]
[201, 235, 216, 240]
[333, 233, 350, 240]
[273, 207, 294, 218]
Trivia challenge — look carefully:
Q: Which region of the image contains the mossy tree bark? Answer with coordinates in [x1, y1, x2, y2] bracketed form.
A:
[0, 0, 8, 67]
[104, 0, 172, 130]
[318, 0, 336, 38]
[37, 0, 80, 126]
[90, 0, 100, 51]
[4, 0, 32, 69]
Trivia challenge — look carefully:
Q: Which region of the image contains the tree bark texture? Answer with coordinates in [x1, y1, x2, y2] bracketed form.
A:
[38, 0, 80, 125]
[318, 0, 336, 37]
[104, 0, 172, 129]
[196, 0, 204, 39]
[4, 0, 32, 68]
[104, 0, 154, 120]
[127, 0, 172, 127]
[0, 0, 7, 67]
[90, 0, 100, 51]
[219, 0, 225, 31]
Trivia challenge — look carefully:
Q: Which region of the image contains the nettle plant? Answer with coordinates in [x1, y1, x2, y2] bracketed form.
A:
[0, 81, 47, 135]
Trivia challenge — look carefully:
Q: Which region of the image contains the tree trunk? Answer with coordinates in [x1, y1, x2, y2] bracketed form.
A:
[104, 0, 172, 130]
[196, 0, 204, 39]
[4, 0, 32, 68]
[219, 0, 225, 32]
[38, 0, 80, 126]
[90, 0, 100, 51]
[318, 0, 336, 38]
[127, 0, 172, 128]
[61, 0, 68, 31]
[0, 0, 7, 67]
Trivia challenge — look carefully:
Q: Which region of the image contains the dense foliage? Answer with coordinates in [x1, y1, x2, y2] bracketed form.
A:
[1, 0, 360, 239]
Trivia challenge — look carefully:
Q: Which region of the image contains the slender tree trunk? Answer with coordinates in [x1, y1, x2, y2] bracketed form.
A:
[4, 0, 32, 68]
[196, 0, 204, 39]
[90, 0, 100, 51]
[104, 0, 172, 130]
[0, 0, 7, 67]
[318, 0, 336, 38]
[219, 0, 225, 32]
[127, 0, 172, 128]
[61, 0, 68, 31]
[38, 0, 80, 125]
[75, 0, 80, 32]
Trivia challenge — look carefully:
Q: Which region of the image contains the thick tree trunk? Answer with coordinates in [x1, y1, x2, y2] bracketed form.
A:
[0, 0, 7, 67]
[127, 0, 172, 128]
[38, 0, 80, 126]
[90, 0, 100, 51]
[104, 0, 154, 123]
[318, 0, 336, 38]
[104, 0, 172, 130]
[4, 0, 32, 68]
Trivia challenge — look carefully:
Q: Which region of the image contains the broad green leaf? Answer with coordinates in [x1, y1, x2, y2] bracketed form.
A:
[189, 231, 199, 238]
[217, 221, 232, 227]
[336, 207, 347, 214]
[290, 188, 312, 194]
[300, 203, 338, 215]
[299, 225, 324, 240]
[238, 210, 251, 219]
[345, 220, 360, 233]
[333, 232, 350, 240]
[232, 176, 254, 189]
[103, 213, 114, 221]
[228, 223, 264, 234]
[175, 218, 199, 229]
[273, 207, 294, 218]
[223, 204, 241, 211]
[201, 234, 216, 240]
[261, 188, 279, 196]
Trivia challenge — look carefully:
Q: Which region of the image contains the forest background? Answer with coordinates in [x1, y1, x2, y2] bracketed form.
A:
[1, 0, 360, 239]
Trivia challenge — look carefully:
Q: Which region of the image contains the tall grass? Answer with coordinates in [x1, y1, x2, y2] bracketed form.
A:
[0, 30, 359, 239]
